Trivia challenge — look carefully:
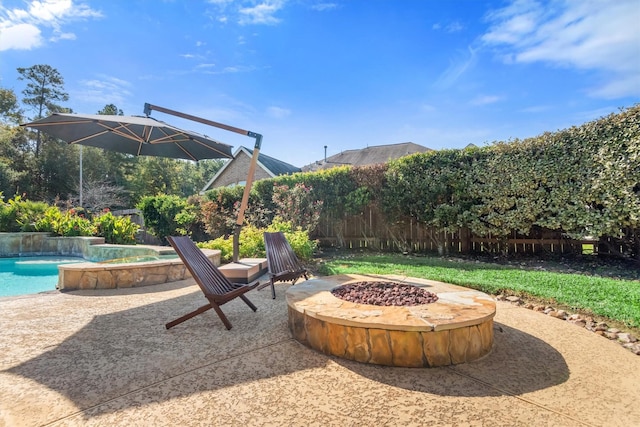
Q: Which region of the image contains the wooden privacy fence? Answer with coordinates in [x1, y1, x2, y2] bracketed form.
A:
[112, 207, 635, 258]
[311, 206, 634, 258]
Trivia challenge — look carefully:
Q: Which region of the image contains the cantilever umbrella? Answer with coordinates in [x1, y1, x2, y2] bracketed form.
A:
[21, 112, 233, 161]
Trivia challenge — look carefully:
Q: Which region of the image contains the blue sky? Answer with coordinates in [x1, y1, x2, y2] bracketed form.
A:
[1, 0, 639, 167]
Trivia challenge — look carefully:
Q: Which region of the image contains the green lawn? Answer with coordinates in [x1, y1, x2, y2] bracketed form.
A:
[317, 254, 640, 329]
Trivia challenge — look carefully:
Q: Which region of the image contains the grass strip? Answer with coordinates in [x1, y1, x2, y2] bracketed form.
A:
[318, 254, 640, 328]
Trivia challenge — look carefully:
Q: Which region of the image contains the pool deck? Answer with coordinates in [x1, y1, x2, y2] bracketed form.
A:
[1, 273, 639, 426]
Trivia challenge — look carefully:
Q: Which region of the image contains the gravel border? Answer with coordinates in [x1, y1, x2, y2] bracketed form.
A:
[497, 294, 640, 356]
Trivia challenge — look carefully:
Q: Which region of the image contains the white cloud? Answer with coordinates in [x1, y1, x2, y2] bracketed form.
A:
[224, 65, 257, 74]
[0, 22, 41, 50]
[470, 95, 503, 106]
[0, 0, 101, 51]
[432, 21, 464, 33]
[206, 0, 288, 26]
[74, 75, 132, 107]
[51, 31, 76, 42]
[446, 21, 463, 33]
[433, 46, 478, 90]
[482, 0, 640, 98]
[266, 106, 291, 119]
[238, 1, 286, 25]
[311, 3, 338, 12]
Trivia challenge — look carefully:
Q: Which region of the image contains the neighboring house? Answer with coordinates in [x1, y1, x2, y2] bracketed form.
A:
[201, 146, 301, 192]
[302, 142, 432, 172]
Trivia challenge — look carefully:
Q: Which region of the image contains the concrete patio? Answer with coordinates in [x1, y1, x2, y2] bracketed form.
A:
[1, 274, 639, 426]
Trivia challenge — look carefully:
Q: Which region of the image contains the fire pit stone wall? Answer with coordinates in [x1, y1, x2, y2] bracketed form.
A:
[286, 275, 496, 368]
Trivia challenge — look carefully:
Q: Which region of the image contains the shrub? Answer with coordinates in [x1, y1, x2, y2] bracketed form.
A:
[266, 217, 317, 260]
[0, 195, 49, 232]
[198, 220, 317, 263]
[200, 185, 272, 239]
[272, 183, 323, 233]
[137, 194, 191, 242]
[35, 207, 96, 237]
[93, 210, 139, 244]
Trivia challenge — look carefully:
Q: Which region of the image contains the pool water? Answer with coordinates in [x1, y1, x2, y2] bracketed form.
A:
[0, 256, 85, 297]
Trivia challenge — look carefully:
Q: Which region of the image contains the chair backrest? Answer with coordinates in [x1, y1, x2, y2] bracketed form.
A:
[167, 236, 236, 297]
[263, 232, 304, 275]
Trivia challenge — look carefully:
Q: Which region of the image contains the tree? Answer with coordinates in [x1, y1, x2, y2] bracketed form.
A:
[97, 103, 123, 116]
[17, 64, 69, 156]
[35, 135, 79, 201]
[0, 126, 30, 197]
[0, 88, 29, 196]
[0, 88, 23, 124]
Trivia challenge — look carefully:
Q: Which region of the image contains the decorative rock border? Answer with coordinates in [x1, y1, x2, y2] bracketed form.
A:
[498, 294, 640, 355]
[286, 275, 496, 367]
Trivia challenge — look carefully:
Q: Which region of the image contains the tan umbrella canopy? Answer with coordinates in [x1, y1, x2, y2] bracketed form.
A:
[23, 106, 262, 262]
[21, 112, 233, 161]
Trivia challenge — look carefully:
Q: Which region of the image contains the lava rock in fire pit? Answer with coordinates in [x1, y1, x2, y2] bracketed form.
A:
[331, 281, 438, 306]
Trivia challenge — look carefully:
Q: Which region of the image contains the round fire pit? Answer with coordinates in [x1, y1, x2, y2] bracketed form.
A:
[286, 275, 496, 368]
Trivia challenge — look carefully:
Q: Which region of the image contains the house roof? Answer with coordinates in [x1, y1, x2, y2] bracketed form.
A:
[243, 147, 301, 176]
[302, 142, 432, 171]
[201, 146, 301, 192]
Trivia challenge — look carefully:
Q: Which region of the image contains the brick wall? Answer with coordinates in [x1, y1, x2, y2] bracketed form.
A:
[214, 150, 272, 187]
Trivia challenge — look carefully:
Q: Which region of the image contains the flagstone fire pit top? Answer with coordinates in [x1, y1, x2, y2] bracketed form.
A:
[286, 274, 496, 367]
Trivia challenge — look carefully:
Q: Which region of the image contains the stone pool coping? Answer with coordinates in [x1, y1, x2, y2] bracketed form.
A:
[58, 249, 220, 291]
[0, 232, 222, 291]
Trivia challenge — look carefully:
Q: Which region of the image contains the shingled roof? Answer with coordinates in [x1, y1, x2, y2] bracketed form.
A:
[201, 146, 301, 192]
[244, 147, 301, 176]
[302, 142, 431, 171]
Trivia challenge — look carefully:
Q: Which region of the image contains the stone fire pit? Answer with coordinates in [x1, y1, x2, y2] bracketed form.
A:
[286, 274, 496, 368]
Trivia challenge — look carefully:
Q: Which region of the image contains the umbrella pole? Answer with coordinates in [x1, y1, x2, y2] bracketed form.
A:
[233, 137, 261, 262]
[79, 146, 83, 207]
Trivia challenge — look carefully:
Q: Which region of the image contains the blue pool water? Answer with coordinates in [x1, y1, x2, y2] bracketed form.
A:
[0, 256, 85, 297]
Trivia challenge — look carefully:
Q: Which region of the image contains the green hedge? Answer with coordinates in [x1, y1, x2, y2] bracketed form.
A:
[138, 104, 639, 258]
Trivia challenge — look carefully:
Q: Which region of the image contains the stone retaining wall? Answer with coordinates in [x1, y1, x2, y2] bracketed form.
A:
[0, 233, 105, 257]
[58, 249, 220, 291]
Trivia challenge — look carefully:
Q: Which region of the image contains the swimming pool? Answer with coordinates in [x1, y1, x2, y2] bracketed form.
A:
[0, 256, 85, 297]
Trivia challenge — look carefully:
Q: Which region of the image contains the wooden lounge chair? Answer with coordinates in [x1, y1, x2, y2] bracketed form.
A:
[166, 236, 259, 330]
[258, 231, 309, 299]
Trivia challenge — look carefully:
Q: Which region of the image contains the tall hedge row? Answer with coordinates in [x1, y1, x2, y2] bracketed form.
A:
[198, 104, 639, 257]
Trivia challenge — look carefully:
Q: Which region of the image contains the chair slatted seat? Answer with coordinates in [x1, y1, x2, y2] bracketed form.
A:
[166, 236, 259, 330]
[258, 232, 309, 299]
